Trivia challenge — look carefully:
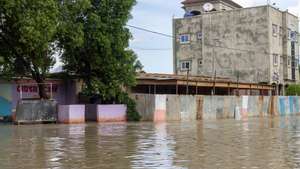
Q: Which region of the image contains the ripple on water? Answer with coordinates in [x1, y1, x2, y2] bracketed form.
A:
[1, 117, 300, 168]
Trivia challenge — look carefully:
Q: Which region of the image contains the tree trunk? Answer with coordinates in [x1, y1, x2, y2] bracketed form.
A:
[31, 70, 49, 99]
[37, 82, 49, 99]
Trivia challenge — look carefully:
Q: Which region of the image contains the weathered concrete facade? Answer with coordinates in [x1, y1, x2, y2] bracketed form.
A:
[174, 1, 299, 92]
[132, 94, 300, 122]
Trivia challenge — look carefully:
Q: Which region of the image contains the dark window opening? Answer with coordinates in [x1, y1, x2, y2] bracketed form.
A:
[190, 10, 201, 16]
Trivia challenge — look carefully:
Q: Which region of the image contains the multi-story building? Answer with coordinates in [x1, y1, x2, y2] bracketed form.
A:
[173, 0, 299, 94]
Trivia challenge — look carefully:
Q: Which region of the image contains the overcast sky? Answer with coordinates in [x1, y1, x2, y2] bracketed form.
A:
[128, 0, 300, 74]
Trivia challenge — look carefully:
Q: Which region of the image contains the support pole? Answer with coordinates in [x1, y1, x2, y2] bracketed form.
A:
[236, 72, 240, 96]
[186, 69, 189, 95]
[148, 85, 151, 94]
[50, 83, 53, 100]
[213, 70, 216, 95]
[196, 82, 198, 95]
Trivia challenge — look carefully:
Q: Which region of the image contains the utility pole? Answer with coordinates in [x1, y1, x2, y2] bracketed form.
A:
[186, 69, 189, 95]
[211, 39, 218, 95]
[211, 50, 215, 95]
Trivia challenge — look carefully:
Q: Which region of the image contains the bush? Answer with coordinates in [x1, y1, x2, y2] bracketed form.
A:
[117, 93, 141, 122]
[286, 84, 300, 96]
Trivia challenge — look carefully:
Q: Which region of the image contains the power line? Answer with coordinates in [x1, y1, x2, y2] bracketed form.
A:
[126, 24, 173, 38]
[128, 24, 300, 57]
[131, 47, 172, 51]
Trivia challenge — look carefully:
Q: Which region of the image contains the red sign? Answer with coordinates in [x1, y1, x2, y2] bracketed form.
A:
[17, 85, 58, 93]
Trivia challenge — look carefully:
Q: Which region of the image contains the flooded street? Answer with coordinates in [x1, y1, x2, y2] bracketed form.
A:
[1, 117, 300, 169]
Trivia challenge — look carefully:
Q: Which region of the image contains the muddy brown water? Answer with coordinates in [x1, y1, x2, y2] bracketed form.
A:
[1, 117, 300, 169]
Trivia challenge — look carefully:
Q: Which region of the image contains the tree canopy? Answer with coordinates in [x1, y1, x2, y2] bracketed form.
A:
[58, 0, 139, 102]
[0, 0, 59, 98]
[0, 0, 141, 120]
[286, 84, 300, 96]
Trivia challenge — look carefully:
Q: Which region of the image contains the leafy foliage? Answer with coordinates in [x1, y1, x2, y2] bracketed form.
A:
[58, 0, 140, 120]
[58, 0, 138, 99]
[0, 0, 59, 98]
[117, 92, 140, 121]
[286, 84, 300, 96]
[0, 0, 141, 120]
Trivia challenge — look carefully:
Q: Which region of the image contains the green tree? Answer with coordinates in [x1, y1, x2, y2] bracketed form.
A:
[0, 0, 59, 98]
[286, 84, 300, 96]
[58, 0, 141, 120]
[58, 0, 139, 101]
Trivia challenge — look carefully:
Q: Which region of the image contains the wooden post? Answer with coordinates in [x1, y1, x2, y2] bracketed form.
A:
[148, 85, 151, 94]
[50, 83, 53, 100]
[196, 82, 198, 95]
[236, 72, 240, 96]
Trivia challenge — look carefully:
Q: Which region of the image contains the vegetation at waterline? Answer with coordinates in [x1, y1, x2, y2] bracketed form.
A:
[0, 0, 141, 121]
[58, 0, 140, 121]
[286, 84, 300, 96]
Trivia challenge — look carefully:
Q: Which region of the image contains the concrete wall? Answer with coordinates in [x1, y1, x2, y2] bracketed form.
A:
[174, 5, 299, 84]
[132, 94, 300, 122]
[183, 1, 239, 14]
[0, 79, 78, 118]
[269, 7, 299, 83]
[174, 6, 270, 83]
[85, 104, 127, 122]
[15, 100, 57, 123]
[58, 105, 85, 124]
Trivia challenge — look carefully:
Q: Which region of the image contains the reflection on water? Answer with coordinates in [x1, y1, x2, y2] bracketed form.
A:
[2, 117, 300, 168]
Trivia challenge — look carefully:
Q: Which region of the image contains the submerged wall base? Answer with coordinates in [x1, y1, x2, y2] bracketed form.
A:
[132, 94, 300, 122]
[15, 100, 57, 124]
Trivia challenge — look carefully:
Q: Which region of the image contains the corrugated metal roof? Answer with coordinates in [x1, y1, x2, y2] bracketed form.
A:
[137, 73, 230, 82]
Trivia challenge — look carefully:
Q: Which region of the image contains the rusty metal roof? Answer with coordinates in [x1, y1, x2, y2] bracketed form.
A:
[138, 73, 229, 83]
[136, 73, 273, 90]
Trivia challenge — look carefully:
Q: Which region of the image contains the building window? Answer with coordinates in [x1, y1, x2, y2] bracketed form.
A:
[291, 31, 297, 42]
[179, 34, 190, 44]
[180, 60, 192, 71]
[273, 54, 278, 65]
[197, 32, 202, 40]
[272, 24, 278, 36]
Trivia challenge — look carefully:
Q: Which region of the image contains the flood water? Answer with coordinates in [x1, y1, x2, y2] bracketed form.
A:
[1, 117, 300, 169]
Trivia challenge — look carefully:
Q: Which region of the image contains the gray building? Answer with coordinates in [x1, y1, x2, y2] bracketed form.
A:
[173, 0, 299, 94]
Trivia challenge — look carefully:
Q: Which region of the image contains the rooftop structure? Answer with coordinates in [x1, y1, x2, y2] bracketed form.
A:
[132, 73, 273, 95]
